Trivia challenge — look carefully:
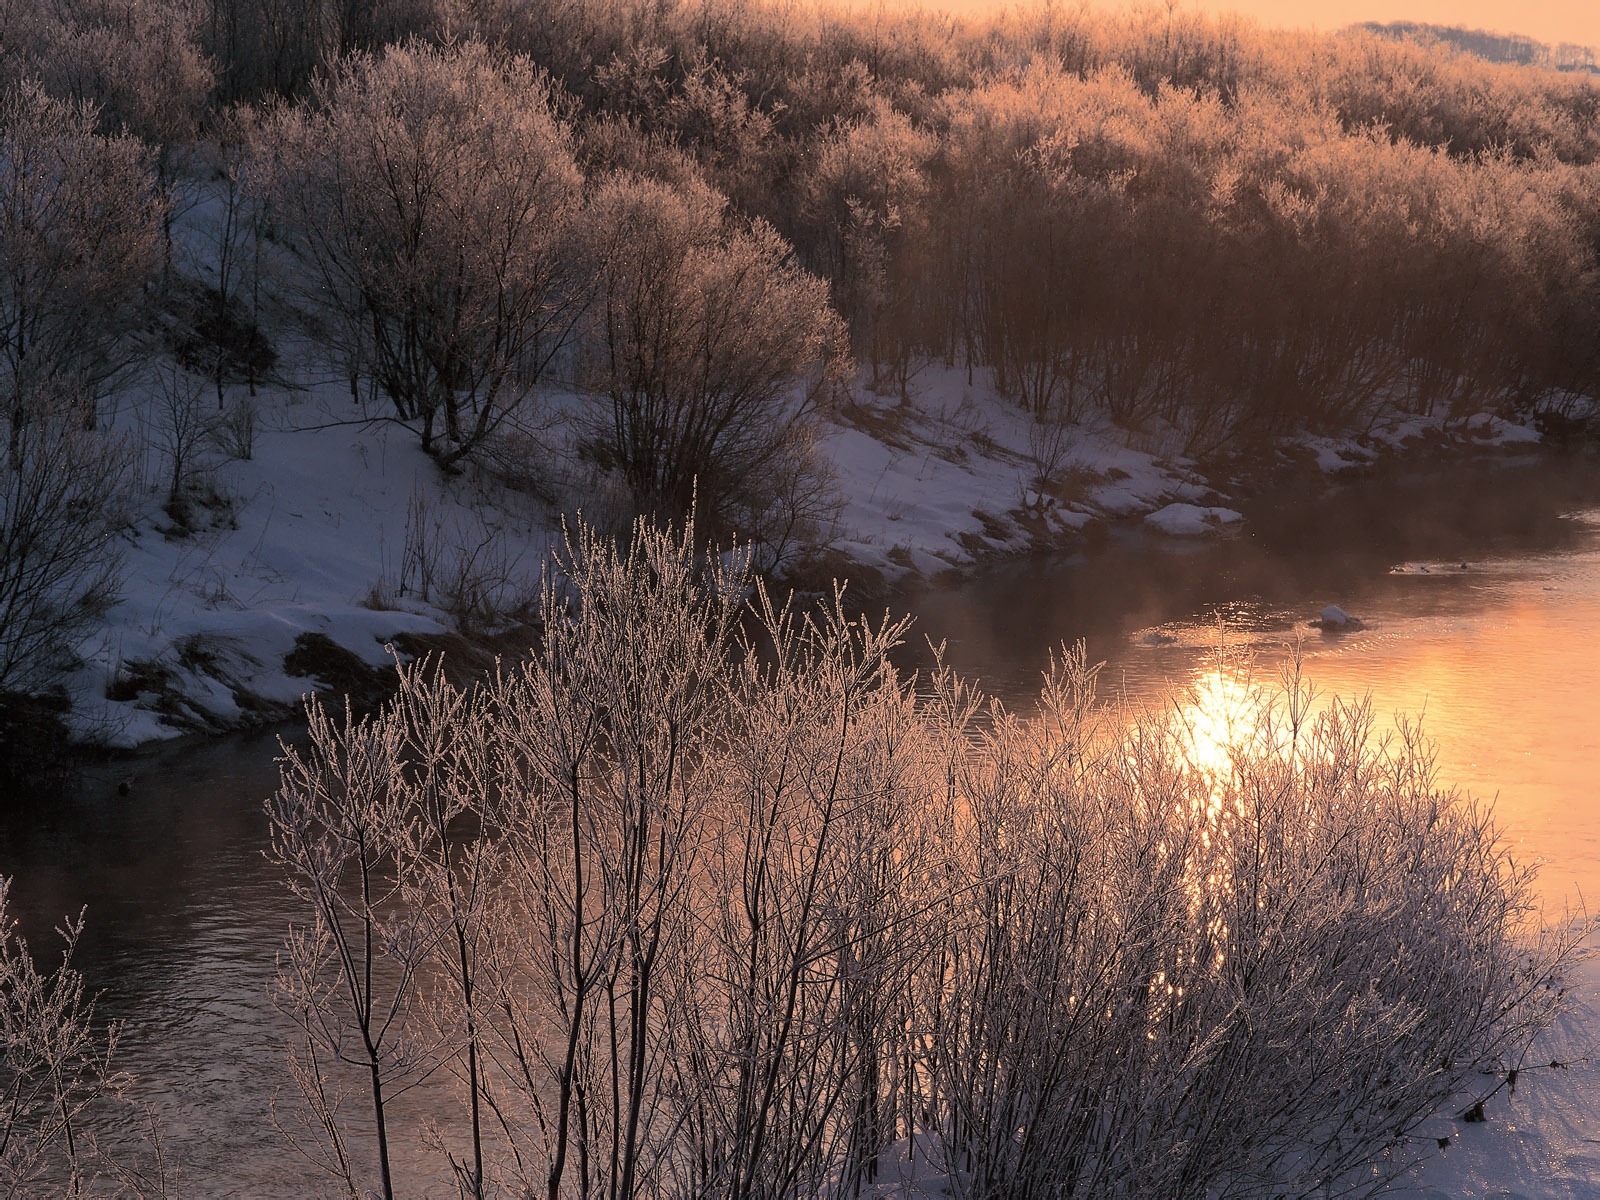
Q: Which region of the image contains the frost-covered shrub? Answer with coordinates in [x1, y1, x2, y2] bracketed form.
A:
[928, 655, 1565, 1200]
[269, 519, 1566, 1198]
[576, 174, 849, 553]
[0, 0, 211, 153]
[0, 82, 162, 425]
[0, 876, 143, 1194]
[259, 40, 584, 468]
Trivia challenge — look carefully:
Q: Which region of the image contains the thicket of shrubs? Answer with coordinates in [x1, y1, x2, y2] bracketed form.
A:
[5, 0, 1600, 478]
[190, 0, 1600, 448]
[4, 2, 1600, 696]
[253, 518, 1566, 1197]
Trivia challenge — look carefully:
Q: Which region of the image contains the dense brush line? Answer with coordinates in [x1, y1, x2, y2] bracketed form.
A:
[7, 2, 1600, 432]
[256, 518, 1566, 1198]
[5, 1, 1600, 705]
[188, 0, 1600, 439]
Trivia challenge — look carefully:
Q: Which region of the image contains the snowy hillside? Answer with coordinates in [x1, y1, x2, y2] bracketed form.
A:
[62, 339, 1556, 751]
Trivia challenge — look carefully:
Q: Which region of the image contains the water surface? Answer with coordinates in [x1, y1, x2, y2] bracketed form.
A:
[3, 450, 1598, 1190]
[915, 452, 1600, 905]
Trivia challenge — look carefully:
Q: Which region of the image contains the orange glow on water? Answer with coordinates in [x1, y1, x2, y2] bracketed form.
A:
[1121, 572, 1600, 909]
[1170, 666, 1265, 787]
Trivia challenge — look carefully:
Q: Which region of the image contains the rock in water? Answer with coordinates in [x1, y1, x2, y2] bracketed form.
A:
[1310, 605, 1365, 631]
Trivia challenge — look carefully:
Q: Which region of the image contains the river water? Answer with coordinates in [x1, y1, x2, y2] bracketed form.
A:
[915, 451, 1600, 907]
[2, 450, 1598, 1192]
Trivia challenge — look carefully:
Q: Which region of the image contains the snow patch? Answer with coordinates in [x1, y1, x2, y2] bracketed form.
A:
[1383, 943, 1600, 1199]
[1144, 503, 1244, 537]
[1464, 412, 1542, 446]
[821, 366, 1200, 578]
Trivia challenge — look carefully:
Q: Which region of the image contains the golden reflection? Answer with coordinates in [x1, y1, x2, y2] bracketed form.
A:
[1160, 660, 1275, 974]
[1170, 665, 1268, 792]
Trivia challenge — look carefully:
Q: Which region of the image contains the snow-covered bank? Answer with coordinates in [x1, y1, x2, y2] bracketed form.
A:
[821, 367, 1227, 584]
[54, 357, 1562, 749]
[1383, 938, 1600, 1199]
[62, 380, 556, 747]
[820, 368, 1558, 588]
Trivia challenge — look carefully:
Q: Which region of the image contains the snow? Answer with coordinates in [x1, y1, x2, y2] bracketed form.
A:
[57, 351, 1242, 744]
[54, 342, 1561, 747]
[1290, 410, 1543, 473]
[1383, 932, 1600, 1200]
[1305, 435, 1373, 472]
[58, 383, 538, 745]
[1144, 502, 1244, 536]
[1306, 604, 1370, 632]
[1465, 412, 1544, 446]
[821, 367, 1209, 581]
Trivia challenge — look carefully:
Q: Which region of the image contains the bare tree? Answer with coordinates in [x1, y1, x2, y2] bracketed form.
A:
[577, 174, 849, 547]
[389, 661, 502, 1199]
[268, 696, 439, 1200]
[0, 0, 212, 150]
[151, 365, 209, 524]
[270, 657, 519, 1200]
[258, 39, 585, 467]
[0, 391, 131, 696]
[481, 517, 747, 1200]
[659, 584, 950, 1199]
[800, 100, 937, 398]
[0, 81, 162, 440]
[181, 106, 273, 407]
[11, 0, 213, 260]
[199, 0, 339, 101]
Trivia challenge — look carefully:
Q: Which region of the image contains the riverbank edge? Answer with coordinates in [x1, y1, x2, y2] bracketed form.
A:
[34, 404, 1575, 770]
[828, 404, 1571, 606]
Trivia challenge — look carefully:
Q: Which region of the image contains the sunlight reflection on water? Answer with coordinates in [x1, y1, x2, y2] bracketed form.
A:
[919, 479, 1600, 912]
[1113, 515, 1600, 911]
[1167, 665, 1265, 786]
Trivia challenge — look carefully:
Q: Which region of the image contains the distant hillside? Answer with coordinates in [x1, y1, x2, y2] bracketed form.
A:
[1359, 21, 1599, 73]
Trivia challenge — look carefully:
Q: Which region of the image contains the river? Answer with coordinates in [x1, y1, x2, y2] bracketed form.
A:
[2, 449, 1598, 1193]
[915, 451, 1600, 906]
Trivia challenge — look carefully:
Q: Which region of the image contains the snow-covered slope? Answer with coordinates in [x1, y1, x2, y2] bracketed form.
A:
[64, 381, 553, 746]
[58, 357, 1553, 748]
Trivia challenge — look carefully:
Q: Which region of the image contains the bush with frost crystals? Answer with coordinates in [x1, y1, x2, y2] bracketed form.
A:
[0, 876, 150, 1195]
[929, 654, 1568, 1199]
[576, 174, 848, 557]
[0, 81, 161, 423]
[270, 520, 1567, 1198]
[258, 40, 583, 468]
